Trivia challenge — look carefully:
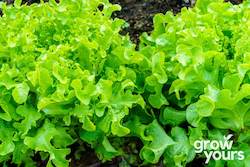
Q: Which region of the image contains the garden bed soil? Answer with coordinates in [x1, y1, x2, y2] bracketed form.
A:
[110, 0, 195, 44]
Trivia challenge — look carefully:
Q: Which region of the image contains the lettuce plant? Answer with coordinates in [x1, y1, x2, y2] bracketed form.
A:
[140, 0, 250, 166]
[0, 0, 147, 166]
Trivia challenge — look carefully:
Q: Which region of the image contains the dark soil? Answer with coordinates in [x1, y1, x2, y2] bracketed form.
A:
[225, 0, 243, 4]
[110, 0, 195, 44]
